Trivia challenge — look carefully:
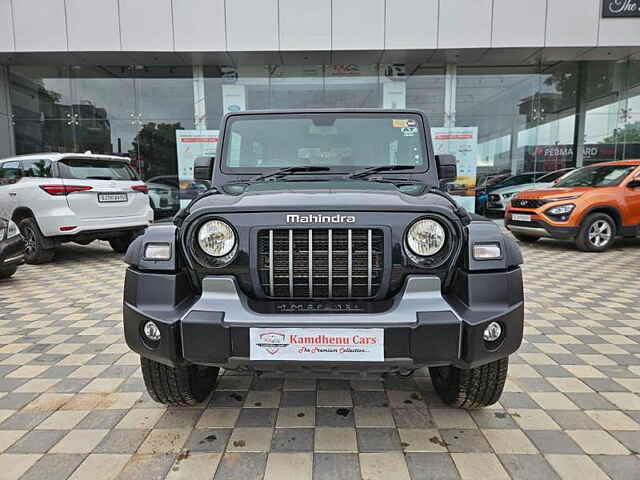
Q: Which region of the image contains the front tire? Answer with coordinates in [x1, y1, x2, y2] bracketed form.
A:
[512, 233, 540, 243]
[0, 266, 17, 279]
[141, 357, 219, 406]
[430, 357, 509, 409]
[19, 218, 55, 264]
[576, 213, 616, 252]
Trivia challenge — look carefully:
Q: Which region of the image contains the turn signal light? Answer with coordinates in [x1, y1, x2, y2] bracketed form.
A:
[39, 185, 93, 196]
[132, 184, 149, 194]
[473, 243, 502, 260]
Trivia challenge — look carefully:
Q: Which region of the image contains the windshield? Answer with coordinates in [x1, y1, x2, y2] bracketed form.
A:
[497, 173, 537, 188]
[222, 113, 426, 173]
[538, 169, 570, 183]
[58, 158, 138, 181]
[555, 165, 636, 188]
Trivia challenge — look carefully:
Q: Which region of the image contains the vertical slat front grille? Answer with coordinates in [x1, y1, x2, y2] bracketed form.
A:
[258, 228, 384, 299]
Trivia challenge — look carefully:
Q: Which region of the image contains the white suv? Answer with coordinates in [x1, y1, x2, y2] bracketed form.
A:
[0, 153, 154, 264]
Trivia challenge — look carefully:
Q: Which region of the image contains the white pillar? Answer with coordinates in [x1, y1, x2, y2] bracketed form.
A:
[193, 65, 207, 130]
[444, 64, 457, 128]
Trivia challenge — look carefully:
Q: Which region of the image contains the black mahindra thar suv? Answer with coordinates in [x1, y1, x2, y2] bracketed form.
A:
[123, 110, 524, 409]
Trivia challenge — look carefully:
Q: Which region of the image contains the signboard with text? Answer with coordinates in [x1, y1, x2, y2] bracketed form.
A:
[602, 0, 640, 17]
[175, 129, 219, 207]
[431, 127, 479, 213]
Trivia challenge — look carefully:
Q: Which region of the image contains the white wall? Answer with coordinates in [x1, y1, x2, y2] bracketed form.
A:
[0, 0, 639, 54]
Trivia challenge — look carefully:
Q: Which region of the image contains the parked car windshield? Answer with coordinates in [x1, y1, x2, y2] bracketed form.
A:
[495, 173, 537, 188]
[222, 113, 427, 173]
[555, 164, 636, 188]
[537, 169, 571, 183]
[58, 158, 139, 181]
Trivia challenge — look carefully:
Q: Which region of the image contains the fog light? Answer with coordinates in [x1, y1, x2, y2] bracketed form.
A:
[143, 321, 161, 342]
[483, 322, 502, 342]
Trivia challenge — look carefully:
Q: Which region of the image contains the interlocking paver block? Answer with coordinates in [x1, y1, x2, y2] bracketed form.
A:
[0, 234, 639, 479]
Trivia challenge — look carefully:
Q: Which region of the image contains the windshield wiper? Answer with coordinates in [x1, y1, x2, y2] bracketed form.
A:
[362, 177, 426, 186]
[348, 165, 416, 180]
[228, 166, 331, 185]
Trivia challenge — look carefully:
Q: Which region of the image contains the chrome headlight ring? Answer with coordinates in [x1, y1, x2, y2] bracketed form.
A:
[404, 215, 457, 269]
[187, 217, 238, 268]
[198, 219, 236, 257]
[407, 218, 446, 256]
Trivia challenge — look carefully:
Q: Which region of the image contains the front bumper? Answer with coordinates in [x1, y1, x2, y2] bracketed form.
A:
[505, 215, 577, 239]
[0, 235, 26, 268]
[486, 200, 507, 211]
[123, 269, 524, 373]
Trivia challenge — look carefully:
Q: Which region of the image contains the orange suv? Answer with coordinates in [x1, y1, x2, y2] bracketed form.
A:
[505, 160, 640, 252]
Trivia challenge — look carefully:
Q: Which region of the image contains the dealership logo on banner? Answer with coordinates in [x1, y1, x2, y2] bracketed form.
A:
[602, 0, 640, 17]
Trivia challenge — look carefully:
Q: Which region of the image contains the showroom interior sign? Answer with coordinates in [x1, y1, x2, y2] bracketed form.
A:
[602, 0, 640, 17]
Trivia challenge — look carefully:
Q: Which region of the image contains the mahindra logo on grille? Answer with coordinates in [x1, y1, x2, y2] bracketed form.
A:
[286, 214, 357, 224]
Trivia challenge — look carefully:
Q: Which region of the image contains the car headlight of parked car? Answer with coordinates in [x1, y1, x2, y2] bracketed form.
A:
[545, 204, 575, 222]
[197, 220, 236, 257]
[0, 220, 20, 240]
[407, 219, 446, 256]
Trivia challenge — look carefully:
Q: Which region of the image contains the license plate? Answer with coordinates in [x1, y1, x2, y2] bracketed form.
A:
[512, 214, 531, 222]
[250, 328, 384, 362]
[98, 193, 127, 203]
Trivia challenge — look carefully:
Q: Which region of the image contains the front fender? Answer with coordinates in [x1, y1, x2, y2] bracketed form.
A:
[125, 224, 179, 272]
[465, 220, 523, 272]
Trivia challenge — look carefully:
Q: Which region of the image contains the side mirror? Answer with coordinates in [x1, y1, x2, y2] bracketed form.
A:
[194, 156, 214, 182]
[435, 154, 457, 183]
[627, 178, 640, 189]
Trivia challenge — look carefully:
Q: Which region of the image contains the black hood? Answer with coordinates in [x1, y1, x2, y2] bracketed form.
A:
[187, 180, 456, 214]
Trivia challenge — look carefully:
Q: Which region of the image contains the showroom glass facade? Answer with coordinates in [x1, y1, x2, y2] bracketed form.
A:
[5, 60, 640, 215]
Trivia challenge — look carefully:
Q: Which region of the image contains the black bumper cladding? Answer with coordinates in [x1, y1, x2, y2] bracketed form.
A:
[0, 235, 26, 267]
[123, 267, 524, 372]
[505, 217, 578, 239]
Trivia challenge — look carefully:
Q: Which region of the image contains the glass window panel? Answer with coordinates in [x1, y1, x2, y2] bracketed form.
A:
[70, 65, 135, 120]
[9, 66, 73, 120]
[269, 65, 326, 109]
[204, 66, 224, 130]
[0, 114, 12, 158]
[621, 60, 640, 160]
[581, 61, 628, 164]
[135, 66, 195, 122]
[456, 66, 542, 210]
[406, 65, 445, 127]
[324, 64, 380, 108]
[13, 119, 75, 154]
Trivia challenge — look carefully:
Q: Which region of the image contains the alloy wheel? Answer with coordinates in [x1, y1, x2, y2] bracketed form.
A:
[22, 226, 36, 255]
[588, 220, 612, 248]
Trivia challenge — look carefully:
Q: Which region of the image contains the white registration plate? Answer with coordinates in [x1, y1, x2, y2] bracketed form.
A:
[98, 193, 128, 203]
[250, 328, 384, 362]
[512, 214, 531, 222]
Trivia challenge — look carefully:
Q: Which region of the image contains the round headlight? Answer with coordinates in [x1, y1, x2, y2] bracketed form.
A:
[197, 220, 236, 257]
[407, 219, 446, 256]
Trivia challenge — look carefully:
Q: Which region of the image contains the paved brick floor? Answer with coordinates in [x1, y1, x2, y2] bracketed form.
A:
[0, 234, 639, 480]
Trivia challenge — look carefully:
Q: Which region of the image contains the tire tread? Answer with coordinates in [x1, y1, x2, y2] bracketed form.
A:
[430, 357, 509, 409]
[140, 357, 218, 406]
